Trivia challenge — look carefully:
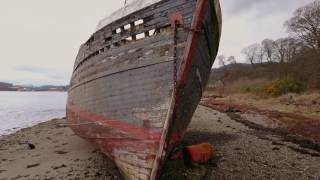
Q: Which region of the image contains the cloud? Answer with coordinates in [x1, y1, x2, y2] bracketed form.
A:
[11, 65, 71, 86]
[14, 66, 52, 74]
[222, 0, 312, 17]
[0, 0, 123, 86]
[213, 0, 315, 67]
[0, 0, 316, 82]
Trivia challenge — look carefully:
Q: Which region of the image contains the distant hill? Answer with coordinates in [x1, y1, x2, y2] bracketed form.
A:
[0, 82, 68, 92]
[34, 85, 68, 91]
[208, 63, 278, 86]
[0, 82, 18, 91]
[210, 63, 252, 83]
[210, 54, 319, 91]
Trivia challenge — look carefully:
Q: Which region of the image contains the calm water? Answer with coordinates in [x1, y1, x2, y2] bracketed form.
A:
[0, 92, 67, 136]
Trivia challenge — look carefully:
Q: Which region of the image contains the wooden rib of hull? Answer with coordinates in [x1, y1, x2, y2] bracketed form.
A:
[67, 0, 221, 179]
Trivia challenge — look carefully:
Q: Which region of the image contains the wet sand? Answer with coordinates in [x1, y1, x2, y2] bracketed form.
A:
[1, 106, 320, 179]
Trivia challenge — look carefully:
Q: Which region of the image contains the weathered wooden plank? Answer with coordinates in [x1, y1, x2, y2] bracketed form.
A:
[72, 34, 175, 83]
[73, 0, 196, 70]
[72, 27, 189, 86]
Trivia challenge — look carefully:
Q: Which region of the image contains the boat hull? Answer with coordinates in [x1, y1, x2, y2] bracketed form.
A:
[67, 0, 221, 179]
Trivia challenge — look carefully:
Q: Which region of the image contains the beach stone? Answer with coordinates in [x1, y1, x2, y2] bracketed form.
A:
[27, 143, 36, 150]
[26, 163, 40, 168]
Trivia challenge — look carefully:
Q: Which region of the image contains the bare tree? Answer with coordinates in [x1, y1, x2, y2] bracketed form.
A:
[227, 56, 237, 64]
[217, 55, 226, 67]
[257, 45, 266, 64]
[285, 1, 320, 53]
[273, 38, 288, 63]
[273, 38, 300, 63]
[262, 39, 275, 63]
[216, 55, 229, 86]
[285, 38, 300, 62]
[242, 43, 259, 66]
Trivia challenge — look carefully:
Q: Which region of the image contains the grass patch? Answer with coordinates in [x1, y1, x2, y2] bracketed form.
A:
[266, 78, 304, 96]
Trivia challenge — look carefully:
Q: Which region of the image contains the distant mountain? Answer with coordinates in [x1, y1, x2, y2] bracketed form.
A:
[0, 82, 18, 91]
[0, 82, 13, 87]
[34, 85, 68, 91]
[0, 82, 68, 92]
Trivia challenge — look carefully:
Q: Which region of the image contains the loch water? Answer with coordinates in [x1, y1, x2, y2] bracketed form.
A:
[0, 92, 67, 136]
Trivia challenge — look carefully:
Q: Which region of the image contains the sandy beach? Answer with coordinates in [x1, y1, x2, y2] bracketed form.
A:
[0, 119, 121, 180]
[1, 105, 320, 180]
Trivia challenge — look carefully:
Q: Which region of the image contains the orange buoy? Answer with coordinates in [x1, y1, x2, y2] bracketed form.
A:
[186, 143, 215, 164]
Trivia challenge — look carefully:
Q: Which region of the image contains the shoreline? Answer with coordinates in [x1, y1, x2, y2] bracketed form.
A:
[0, 91, 67, 92]
[0, 117, 66, 138]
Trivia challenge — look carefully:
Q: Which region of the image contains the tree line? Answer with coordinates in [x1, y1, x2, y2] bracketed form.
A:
[217, 1, 320, 90]
[242, 1, 319, 65]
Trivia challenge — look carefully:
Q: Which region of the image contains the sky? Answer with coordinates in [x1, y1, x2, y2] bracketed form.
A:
[0, 0, 314, 86]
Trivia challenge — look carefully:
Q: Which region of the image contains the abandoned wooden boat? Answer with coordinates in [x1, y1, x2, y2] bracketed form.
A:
[67, 0, 222, 179]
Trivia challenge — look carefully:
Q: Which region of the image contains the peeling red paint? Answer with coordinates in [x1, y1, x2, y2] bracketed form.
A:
[170, 11, 184, 29]
[67, 104, 162, 141]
